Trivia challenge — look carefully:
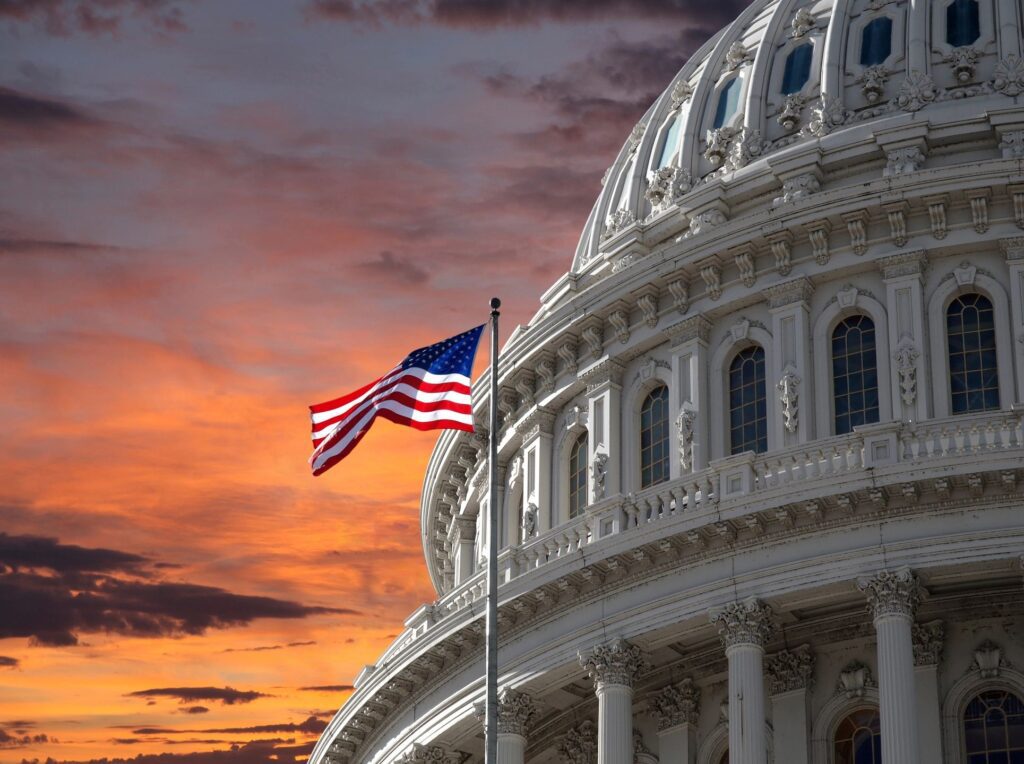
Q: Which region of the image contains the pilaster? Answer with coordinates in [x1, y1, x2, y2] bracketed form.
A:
[650, 679, 700, 764]
[448, 514, 476, 585]
[519, 407, 556, 534]
[766, 645, 814, 764]
[1001, 237, 1024, 404]
[762, 277, 814, 448]
[879, 251, 929, 421]
[664, 315, 712, 474]
[913, 620, 945, 764]
[581, 359, 624, 503]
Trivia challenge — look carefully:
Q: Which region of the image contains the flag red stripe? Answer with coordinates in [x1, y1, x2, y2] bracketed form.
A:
[309, 371, 392, 414]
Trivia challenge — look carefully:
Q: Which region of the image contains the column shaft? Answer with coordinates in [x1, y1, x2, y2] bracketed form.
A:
[496, 732, 525, 764]
[597, 684, 633, 764]
[876, 614, 919, 764]
[727, 644, 767, 764]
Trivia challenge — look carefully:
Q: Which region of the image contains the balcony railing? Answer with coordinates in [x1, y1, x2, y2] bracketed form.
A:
[363, 409, 1024, 679]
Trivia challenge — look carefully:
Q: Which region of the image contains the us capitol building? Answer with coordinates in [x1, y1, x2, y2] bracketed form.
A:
[312, 0, 1024, 759]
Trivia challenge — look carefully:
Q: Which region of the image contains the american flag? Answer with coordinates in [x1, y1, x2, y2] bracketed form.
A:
[308, 325, 484, 476]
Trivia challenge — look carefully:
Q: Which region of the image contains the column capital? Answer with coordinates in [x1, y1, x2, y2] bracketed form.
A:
[650, 677, 700, 730]
[857, 567, 920, 620]
[663, 314, 712, 347]
[579, 637, 647, 691]
[491, 687, 538, 737]
[761, 275, 814, 309]
[557, 720, 597, 764]
[912, 620, 945, 667]
[709, 597, 775, 649]
[580, 358, 625, 393]
[878, 250, 927, 280]
[519, 406, 556, 442]
[765, 644, 815, 695]
[1001, 236, 1024, 261]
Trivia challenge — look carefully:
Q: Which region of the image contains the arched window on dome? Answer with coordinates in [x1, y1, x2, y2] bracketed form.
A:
[728, 346, 767, 455]
[859, 17, 892, 66]
[963, 689, 1024, 760]
[713, 77, 741, 129]
[640, 385, 670, 488]
[833, 707, 882, 764]
[832, 315, 880, 435]
[946, 0, 980, 46]
[568, 432, 588, 518]
[947, 293, 1000, 414]
[781, 43, 813, 94]
[656, 110, 683, 169]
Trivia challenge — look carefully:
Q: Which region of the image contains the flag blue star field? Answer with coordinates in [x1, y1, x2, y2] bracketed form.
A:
[309, 326, 484, 476]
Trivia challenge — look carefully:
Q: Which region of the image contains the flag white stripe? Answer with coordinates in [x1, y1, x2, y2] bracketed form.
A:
[310, 367, 470, 425]
[311, 401, 474, 471]
[311, 383, 472, 441]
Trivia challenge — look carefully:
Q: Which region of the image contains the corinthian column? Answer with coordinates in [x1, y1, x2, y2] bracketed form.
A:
[492, 687, 537, 764]
[709, 598, 773, 764]
[650, 678, 700, 764]
[858, 568, 920, 764]
[580, 638, 647, 764]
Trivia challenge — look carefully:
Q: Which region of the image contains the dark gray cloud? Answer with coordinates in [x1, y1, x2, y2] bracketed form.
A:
[0, 0, 191, 37]
[0, 87, 96, 131]
[0, 533, 356, 646]
[309, 0, 748, 28]
[181, 706, 210, 715]
[126, 687, 268, 705]
[352, 251, 430, 286]
[297, 684, 354, 692]
[0, 720, 51, 749]
[129, 715, 326, 736]
[0, 656, 18, 669]
[21, 739, 314, 763]
[220, 641, 317, 654]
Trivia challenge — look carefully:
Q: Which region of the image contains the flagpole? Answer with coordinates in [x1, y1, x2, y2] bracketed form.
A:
[485, 297, 500, 764]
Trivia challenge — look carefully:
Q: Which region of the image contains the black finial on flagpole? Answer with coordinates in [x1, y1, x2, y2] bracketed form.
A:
[490, 297, 501, 313]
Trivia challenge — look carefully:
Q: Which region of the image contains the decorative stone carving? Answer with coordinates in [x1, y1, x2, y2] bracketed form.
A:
[514, 373, 535, 408]
[704, 126, 736, 166]
[608, 310, 630, 344]
[884, 146, 925, 177]
[633, 731, 653, 756]
[843, 210, 870, 255]
[837, 661, 875, 699]
[688, 209, 727, 238]
[603, 209, 637, 241]
[725, 40, 751, 70]
[912, 620, 944, 667]
[892, 333, 917, 405]
[878, 250, 927, 279]
[895, 70, 938, 112]
[971, 640, 1006, 678]
[494, 687, 538, 736]
[637, 293, 659, 328]
[565, 404, 587, 430]
[676, 407, 697, 470]
[858, 65, 889, 103]
[732, 244, 757, 287]
[778, 365, 800, 434]
[670, 79, 694, 109]
[993, 55, 1024, 96]
[924, 195, 948, 239]
[1001, 236, 1024, 260]
[627, 121, 646, 154]
[579, 638, 647, 690]
[726, 127, 764, 171]
[806, 220, 832, 264]
[558, 720, 597, 764]
[773, 172, 819, 207]
[645, 166, 692, 217]
[651, 678, 700, 729]
[611, 252, 640, 274]
[699, 258, 723, 300]
[967, 189, 990, 233]
[709, 597, 774, 649]
[522, 502, 538, 539]
[778, 94, 805, 131]
[668, 278, 690, 313]
[396, 744, 461, 764]
[857, 567, 920, 620]
[766, 645, 815, 695]
[802, 94, 848, 137]
[536, 358, 555, 393]
[768, 231, 794, 275]
[884, 201, 909, 247]
[953, 261, 977, 286]
[945, 45, 980, 84]
[664, 314, 711, 346]
[791, 7, 815, 37]
[591, 450, 608, 499]
[558, 341, 578, 374]
[999, 130, 1024, 159]
[762, 276, 814, 309]
[837, 284, 858, 308]
[581, 325, 603, 357]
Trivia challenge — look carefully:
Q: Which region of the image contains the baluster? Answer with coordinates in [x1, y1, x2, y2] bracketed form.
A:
[683, 481, 695, 511]
[954, 426, 966, 454]
[906, 432, 920, 460]
[985, 422, 997, 450]
[1015, 415, 1024, 447]
[999, 419, 1011, 449]
[924, 427, 937, 458]
[702, 473, 715, 503]
[968, 425, 981, 452]
[939, 428, 951, 456]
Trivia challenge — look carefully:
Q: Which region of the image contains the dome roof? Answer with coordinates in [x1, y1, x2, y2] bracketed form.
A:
[567, 0, 1024, 279]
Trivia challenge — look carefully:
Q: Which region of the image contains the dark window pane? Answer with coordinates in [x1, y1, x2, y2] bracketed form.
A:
[947, 0, 981, 46]
[948, 294, 999, 414]
[860, 17, 892, 66]
[729, 346, 767, 454]
[713, 77, 741, 128]
[781, 43, 813, 94]
[640, 386, 669, 488]
[832, 315, 880, 434]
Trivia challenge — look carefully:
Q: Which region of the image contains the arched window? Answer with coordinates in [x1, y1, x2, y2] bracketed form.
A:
[963, 689, 1024, 759]
[713, 77, 741, 129]
[640, 386, 670, 488]
[657, 111, 683, 168]
[832, 315, 880, 435]
[729, 347, 767, 454]
[833, 708, 882, 763]
[781, 44, 813, 94]
[947, 0, 980, 46]
[860, 17, 892, 66]
[947, 293, 1000, 413]
[568, 432, 588, 518]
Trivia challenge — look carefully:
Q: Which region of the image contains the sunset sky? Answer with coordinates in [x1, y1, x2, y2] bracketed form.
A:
[0, 1, 745, 761]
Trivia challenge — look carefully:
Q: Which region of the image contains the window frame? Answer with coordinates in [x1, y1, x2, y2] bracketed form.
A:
[727, 345, 769, 455]
[639, 384, 671, 489]
[831, 314, 882, 435]
[567, 431, 589, 519]
[941, 665, 1024, 764]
